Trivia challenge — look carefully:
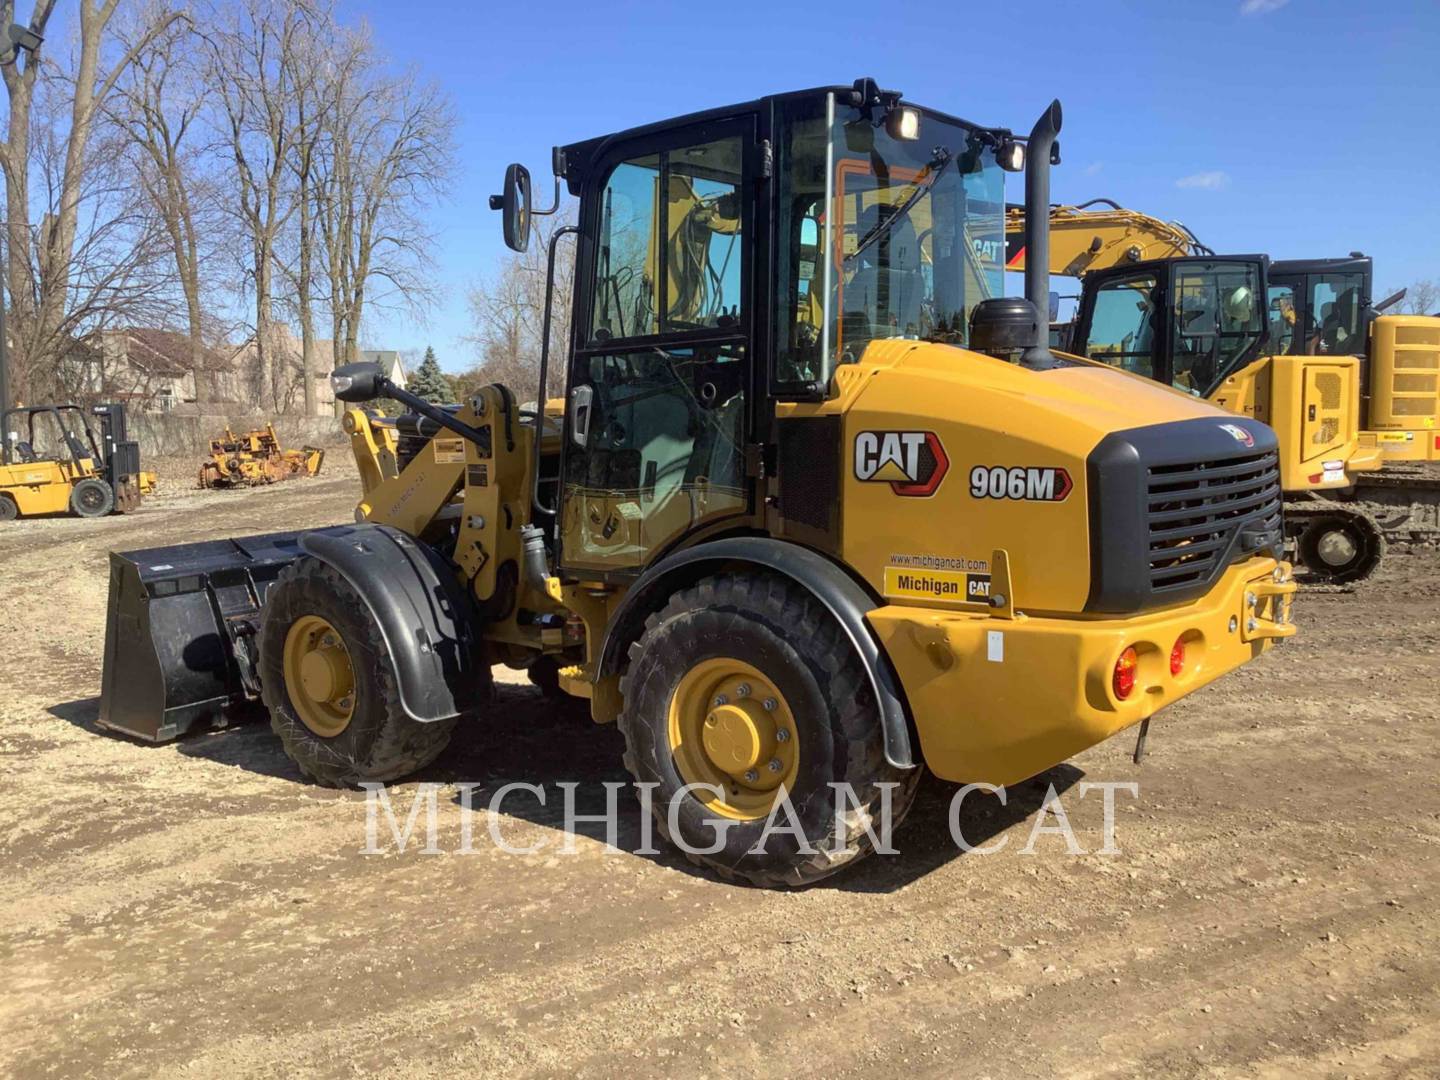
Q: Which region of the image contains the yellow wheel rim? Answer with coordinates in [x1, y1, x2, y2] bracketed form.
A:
[282, 615, 357, 737]
[667, 658, 800, 821]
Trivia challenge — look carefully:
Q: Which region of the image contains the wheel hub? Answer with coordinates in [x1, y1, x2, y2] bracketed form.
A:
[1316, 528, 1358, 567]
[702, 701, 774, 772]
[668, 658, 799, 820]
[282, 616, 356, 737]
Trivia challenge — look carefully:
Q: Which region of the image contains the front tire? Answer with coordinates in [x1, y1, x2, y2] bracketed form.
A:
[0, 494, 17, 521]
[618, 573, 920, 887]
[259, 557, 459, 787]
[70, 477, 114, 518]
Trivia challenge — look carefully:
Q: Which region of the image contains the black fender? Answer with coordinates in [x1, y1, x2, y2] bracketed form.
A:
[597, 537, 916, 770]
[298, 524, 482, 723]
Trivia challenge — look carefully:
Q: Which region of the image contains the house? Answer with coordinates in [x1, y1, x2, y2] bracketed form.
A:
[221, 325, 339, 416]
[61, 328, 233, 413]
[66, 325, 408, 416]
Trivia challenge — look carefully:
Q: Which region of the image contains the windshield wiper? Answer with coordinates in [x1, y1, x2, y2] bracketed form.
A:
[845, 148, 952, 266]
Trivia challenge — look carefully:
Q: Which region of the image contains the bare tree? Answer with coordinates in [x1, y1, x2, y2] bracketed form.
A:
[0, 0, 182, 404]
[108, 3, 219, 400]
[316, 46, 452, 368]
[461, 210, 575, 403]
[1388, 279, 1439, 317]
[204, 0, 316, 412]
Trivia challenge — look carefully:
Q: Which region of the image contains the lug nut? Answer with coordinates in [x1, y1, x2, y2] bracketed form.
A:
[713, 695, 728, 706]
[1247, 618, 1258, 632]
[736, 683, 751, 698]
[1246, 592, 1257, 609]
[762, 697, 777, 711]
[775, 728, 790, 743]
[768, 758, 782, 773]
[743, 769, 758, 783]
[321, 634, 336, 647]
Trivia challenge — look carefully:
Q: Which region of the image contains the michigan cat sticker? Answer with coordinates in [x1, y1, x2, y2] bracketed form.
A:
[854, 431, 949, 496]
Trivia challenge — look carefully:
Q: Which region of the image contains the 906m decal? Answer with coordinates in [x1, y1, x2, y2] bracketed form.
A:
[854, 431, 949, 496]
[969, 465, 1073, 502]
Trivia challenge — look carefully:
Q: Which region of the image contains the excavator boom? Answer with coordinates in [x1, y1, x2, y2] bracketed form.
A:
[1005, 199, 1209, 278]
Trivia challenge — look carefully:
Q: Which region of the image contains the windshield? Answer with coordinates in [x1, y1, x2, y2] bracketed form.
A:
[773, 96, 1006, 388]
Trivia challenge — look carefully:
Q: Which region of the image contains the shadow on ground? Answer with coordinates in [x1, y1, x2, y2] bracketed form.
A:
[50, 684, 1081, 891]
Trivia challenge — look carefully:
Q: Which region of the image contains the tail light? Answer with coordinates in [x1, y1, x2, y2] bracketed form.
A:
[1170, 638, 1186, 676]
[1113, 647, 1138, 701]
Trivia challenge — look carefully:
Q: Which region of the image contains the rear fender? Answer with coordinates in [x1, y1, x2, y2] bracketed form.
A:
[596, 537, 917, 770]
[298, 525, 482, 722]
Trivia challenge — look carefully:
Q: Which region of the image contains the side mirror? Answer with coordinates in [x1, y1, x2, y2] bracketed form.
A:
[491, 163, 531, 253]
[330, 361, 384, 402]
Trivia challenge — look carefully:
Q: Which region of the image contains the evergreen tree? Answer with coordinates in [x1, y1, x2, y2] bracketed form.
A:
[409, 346, 454, 403]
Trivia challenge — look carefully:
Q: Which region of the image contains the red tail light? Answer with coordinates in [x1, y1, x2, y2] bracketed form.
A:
[1170, 638, 1186, 676]
[1113, 647, 1138, 700]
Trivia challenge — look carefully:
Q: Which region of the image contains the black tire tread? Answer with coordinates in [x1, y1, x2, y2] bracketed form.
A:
[616, 571, 920, 888]
[259, 557, 458, 788]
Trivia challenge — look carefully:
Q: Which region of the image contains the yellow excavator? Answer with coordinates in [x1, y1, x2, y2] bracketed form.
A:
[99, 82, 1296, 887]
[1008, 202, 1440, 582]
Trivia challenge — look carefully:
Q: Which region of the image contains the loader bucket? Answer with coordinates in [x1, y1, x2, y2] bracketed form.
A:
[98, 531, 306, 742]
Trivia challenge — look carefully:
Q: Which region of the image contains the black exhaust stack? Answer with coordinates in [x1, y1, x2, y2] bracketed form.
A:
[1022, 99, 1062, 369]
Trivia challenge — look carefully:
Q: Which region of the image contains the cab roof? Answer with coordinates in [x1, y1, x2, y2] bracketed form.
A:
[556, 79, 1009, 195]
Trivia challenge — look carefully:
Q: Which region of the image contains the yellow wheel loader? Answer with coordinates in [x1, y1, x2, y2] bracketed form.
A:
[0, 402, 155, 520]
[1008, 203, 1440, 582]
[98, 81, 1296, 886]
[1064, 251, 1440, 582]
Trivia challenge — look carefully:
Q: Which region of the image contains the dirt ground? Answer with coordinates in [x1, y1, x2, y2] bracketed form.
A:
[1, 461, 1438, 1079]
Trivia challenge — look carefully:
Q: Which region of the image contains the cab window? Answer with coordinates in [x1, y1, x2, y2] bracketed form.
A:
[1306, 272, 1365, 355]
[1083, 272, 1160, 378]
[1170, 261, 1264, 393]
[1267, 283, 1297, 355]
[591, 138, 744, 343]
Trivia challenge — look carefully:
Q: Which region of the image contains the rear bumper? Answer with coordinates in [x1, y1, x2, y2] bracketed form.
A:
[867, 556, 1295, 786]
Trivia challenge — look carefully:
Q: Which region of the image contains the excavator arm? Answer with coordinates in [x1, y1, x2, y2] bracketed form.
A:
[1005, 198, 1209, 278]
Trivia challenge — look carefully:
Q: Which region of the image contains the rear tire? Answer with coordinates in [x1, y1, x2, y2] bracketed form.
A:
[69, 477, 114, 518]
[259, 556, 459, 787]
[618, 572, 920, 887]
[0, 494, 17, 521]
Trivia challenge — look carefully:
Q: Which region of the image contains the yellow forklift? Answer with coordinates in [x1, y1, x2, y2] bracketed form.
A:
[100, 81, 1296, 886]
[0, 402, 154, 520]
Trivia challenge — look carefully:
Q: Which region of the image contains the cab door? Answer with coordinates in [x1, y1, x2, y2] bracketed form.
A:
[560, 117, 756, 576]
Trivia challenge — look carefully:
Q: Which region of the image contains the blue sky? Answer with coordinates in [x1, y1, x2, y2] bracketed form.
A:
[345, 0, 1440, 371]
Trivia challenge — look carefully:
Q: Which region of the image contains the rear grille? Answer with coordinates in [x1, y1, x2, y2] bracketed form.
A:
[1146, 450, 1281, 594]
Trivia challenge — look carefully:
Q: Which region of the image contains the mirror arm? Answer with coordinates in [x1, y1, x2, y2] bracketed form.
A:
[376, 377, 491, 448]
[529, 174, 562, 217]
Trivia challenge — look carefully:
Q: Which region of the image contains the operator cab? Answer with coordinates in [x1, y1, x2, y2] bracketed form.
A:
[497, 79, 1027, 577]
[1069, 256, 1270, 397]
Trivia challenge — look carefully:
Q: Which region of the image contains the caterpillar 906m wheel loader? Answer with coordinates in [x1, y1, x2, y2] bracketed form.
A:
[99, 80, 1296, 887]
